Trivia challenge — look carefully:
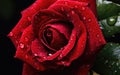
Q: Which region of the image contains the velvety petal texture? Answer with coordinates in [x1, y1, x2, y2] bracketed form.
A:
[8, 0, 106, 75]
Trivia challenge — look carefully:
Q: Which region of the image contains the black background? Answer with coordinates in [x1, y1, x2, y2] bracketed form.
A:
[0, 0, 34, 75]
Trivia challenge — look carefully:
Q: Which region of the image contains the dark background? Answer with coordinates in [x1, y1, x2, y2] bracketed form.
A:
[0, 0, 34, 75]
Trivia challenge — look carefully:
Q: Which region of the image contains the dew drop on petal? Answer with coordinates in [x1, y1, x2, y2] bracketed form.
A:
[96, 34, 100, 38]
[60, 47, 64, 50]
[24, 37, 29, 42]
[34, 53, 38, 57]
[61, 7, 64, 11]
[28, 17, 31, 21]
[75, 5, 78, 8]
[67, 14, 70, 17]
[43, 56, 47, 60]
[15, 40, 18, 44]
[83, 17, 86, 20]
[71, 11, 75, 14]
[48, 53, 52, 56]
[88, 18, 91, 22]
[64, 1, 68, 5]
[61, 61, 65, 64]
[19, 42, 25, 49]
[59, 54, 63, 58]
[81, 7, 85, 11]
[25, 54, 28, 59]
[9, 32, 13, 36]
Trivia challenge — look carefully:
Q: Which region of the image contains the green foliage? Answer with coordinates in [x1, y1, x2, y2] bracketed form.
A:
[93, 43, 120, 75]
[93, 0, 120, 75]
[97, 0, 120, 20]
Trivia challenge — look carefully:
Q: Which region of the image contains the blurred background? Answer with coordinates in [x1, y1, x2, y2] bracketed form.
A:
[0, 0, 34, 75]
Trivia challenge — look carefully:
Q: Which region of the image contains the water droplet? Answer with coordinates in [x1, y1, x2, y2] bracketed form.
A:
[28, 17, 31, 21]
[114, 70, 117, 73]
[43, 57, 46, 60]
[110, 18, 114, 21]
[96, 34, 100, 38]
[25, 54, 28, 59]
[19, 42, 25, 49]
[116, 63, 119, 66]
[88, 18, 91, 22]
[24, 37, 29, 41]
[34, 53, 38, 57]
[71, 11, 75, 14]
[15, 40, 18, 44]
[64, 2, 68, 5]
[48, 53, 52, 56]
[61, 61, 65, 64]
[110, 43, 113, 46]
[75, 5, 78, 8]
[60, 47, 64, 50]
[67, 14, 70, 17]
[9, 32, 13, 36]
[105, 60, 108, 64]
[81, 7, 85, 11]
[83, 17, 86, 20]
[61, 7, 64, 11]
[100, 26, 104, 29]
[59, 54, 63, 58]
[111, 62, 115, 65]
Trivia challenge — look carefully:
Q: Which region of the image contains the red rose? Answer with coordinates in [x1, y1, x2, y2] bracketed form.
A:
[8, 0, 106, 75]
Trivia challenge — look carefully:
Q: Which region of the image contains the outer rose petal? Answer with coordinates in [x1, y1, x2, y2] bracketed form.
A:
[72, 0, 97, 16]
[7, 0, 57, 47]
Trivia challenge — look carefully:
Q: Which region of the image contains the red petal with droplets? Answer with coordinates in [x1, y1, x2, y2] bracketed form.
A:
[8, 0, 106, 75]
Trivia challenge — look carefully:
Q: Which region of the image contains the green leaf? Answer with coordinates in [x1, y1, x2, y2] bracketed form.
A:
[97, 0, 120, 20]
[107, 0, 120, 4]
[92, 43, 120, 75]
[99, 15, 120, 38]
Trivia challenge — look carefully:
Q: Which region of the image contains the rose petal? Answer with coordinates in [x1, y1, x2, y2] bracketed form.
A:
[15, 25, 46, 71]
[32, 9, 66, 37]
[31, 39, 48, 58]
[71, 0, 97, 16]
[8, 0, 57, 48]
[31, 39, 62, 62]
[58, 29, 77, 60]
[50, 23, 72, 40]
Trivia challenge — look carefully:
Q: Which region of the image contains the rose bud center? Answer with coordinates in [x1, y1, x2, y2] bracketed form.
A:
[41, 23, 73, 51]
